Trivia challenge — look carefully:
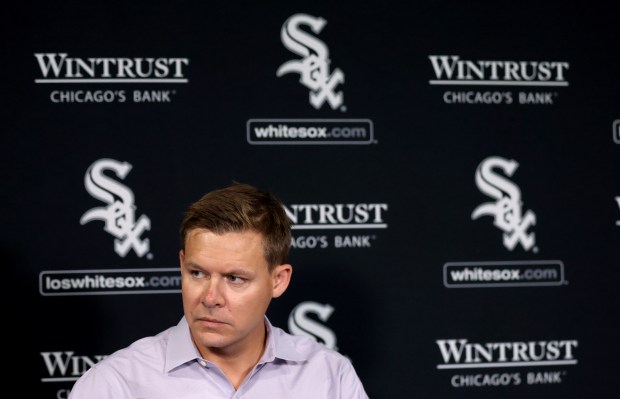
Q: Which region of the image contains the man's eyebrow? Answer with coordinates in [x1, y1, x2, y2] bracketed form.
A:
[225, 267, 254, 276]
[182, 262, 253, 276]
[182, 261, 203, 269]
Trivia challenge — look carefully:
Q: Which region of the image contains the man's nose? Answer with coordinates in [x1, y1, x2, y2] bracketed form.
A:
[202, 277, 224, 307]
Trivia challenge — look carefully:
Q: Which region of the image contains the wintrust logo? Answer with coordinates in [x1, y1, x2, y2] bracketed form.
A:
[40, 350, 107, 398]
[435, 338, 578, 388]
[429, 56, 569, 86]
[436, 338, 578, 368]
[429, 55, 570, 105]
[80, 158, 152, 259]
[285, 203, 388, 228]
[34, 53, 189, 82]
[40, 351, 107, 382]
[34, 53, 188, 103]
[615, 196, 620, 226]
[288, 301, 338, 350]
[277, 14, 344, 110]
[284, 202, 388, 249]
[471, 156, 536, 252]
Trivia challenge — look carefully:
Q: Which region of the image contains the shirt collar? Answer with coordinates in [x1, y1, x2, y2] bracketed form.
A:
[165, 316, 307, 373]
[262, 317, 306, 363]
[165, 317, 202, 373]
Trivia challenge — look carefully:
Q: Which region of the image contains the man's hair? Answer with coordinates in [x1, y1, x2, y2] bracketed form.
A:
[179, 182, 291, 270]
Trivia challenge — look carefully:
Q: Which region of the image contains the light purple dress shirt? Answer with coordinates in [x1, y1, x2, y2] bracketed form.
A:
[68, 316, 369, 399]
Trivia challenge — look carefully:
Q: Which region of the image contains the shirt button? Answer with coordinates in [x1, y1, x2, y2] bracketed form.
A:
[199, 360, 207, 367]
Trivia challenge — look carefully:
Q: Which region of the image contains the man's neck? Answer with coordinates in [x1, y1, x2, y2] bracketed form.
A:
[198, 326, 268, 390]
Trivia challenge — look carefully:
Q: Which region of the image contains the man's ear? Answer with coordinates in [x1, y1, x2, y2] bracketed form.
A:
[272, 264, 292, 298]
[179, 249, 185, 269]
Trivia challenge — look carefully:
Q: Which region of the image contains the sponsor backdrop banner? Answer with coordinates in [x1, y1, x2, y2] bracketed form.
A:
[4, 2, 619, 398]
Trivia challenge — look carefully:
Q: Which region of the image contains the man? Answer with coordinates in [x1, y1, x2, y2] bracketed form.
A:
[69, 182, 369, 398]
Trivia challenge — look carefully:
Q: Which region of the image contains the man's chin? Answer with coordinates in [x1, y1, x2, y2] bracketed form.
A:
[193, 331, 233, 351]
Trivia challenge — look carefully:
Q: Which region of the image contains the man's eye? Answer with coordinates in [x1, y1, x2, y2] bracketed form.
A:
[191, 270, 204, 278]
[228, 275, 245, 284]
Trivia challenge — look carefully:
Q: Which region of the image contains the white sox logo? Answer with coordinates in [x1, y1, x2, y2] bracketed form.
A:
[288, 301, 338, 350]
[80, 158, 152, 258]
[277, 13, 345, 110]
[471, 156, 537, 252]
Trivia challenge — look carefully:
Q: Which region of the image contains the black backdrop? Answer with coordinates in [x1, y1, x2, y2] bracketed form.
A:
[4, 2, 620, 398]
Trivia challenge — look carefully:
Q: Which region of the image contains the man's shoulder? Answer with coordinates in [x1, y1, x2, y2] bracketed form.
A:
[68, 325, 179, 398]
[95, 324, 176, 369]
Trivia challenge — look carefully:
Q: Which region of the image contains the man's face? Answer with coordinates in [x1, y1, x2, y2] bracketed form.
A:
[179, 228, 291, 359]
